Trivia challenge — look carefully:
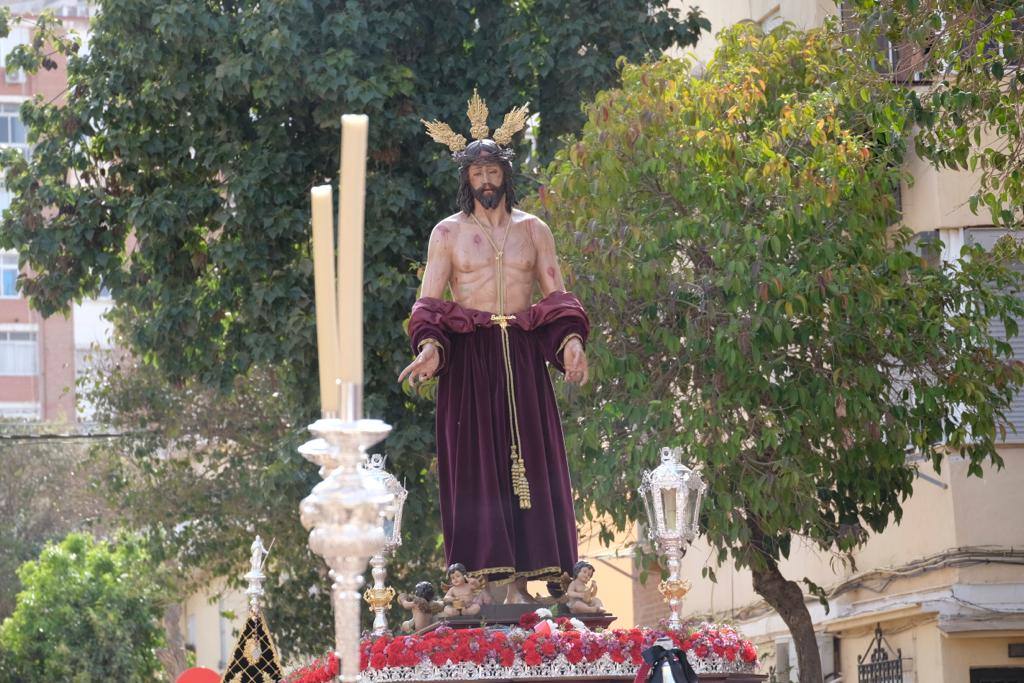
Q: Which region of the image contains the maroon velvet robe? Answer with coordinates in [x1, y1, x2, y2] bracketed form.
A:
[408, 291, 589, 584]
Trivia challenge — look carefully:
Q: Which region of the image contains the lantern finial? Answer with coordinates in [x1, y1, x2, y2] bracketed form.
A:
[638, 446, 706, 630]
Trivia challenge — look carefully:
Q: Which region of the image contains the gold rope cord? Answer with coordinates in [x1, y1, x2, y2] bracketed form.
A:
[471, 213, 531, 510]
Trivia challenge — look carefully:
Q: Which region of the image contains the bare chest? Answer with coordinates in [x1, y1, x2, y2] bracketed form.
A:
[450, 222, 536, 275]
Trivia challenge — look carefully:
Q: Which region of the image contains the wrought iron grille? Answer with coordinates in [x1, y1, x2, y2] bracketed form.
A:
[857, 624, 904, 683]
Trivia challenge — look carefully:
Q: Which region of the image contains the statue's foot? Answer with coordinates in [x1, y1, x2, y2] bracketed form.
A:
[504, 588, 529, 604]
[504, 579, 537, 604]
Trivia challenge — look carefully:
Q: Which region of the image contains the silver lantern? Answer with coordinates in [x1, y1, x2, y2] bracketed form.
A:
[638, 446, 706, 630]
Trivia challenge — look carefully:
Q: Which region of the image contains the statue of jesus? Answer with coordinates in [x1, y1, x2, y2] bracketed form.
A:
[399, 93, 589, 603]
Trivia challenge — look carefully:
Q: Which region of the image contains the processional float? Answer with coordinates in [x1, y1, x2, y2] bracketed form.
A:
[288, 113, 763, 683]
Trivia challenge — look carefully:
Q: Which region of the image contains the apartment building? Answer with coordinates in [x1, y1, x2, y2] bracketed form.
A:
[0, 0, 109, 423]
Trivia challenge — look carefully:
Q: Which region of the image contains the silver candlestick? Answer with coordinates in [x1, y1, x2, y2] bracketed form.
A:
[299, 384, 394, 683]
[361, 454, 408, 635]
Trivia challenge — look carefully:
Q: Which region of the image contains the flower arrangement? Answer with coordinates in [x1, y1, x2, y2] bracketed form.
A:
[282, 652, 338, 683]
[676, 622, 758, 665]
[282, 620, 757, 683]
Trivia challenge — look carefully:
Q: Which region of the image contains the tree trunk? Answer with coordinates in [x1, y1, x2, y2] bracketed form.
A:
[157, 602, 189, 681]
[750, 560, 823, 683]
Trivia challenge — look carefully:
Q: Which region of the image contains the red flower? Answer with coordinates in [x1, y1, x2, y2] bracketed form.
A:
[519, 612, 541, 629]
[281, 621, 760, 680]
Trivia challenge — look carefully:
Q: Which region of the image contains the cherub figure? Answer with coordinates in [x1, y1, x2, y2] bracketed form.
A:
[397, 581, 444, 633]
[565, 561, 604, 614]
[441, 563, 492, 617]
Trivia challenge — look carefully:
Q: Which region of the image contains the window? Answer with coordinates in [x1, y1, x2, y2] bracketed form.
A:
[970, 668, 1024, 683]
[0, 328, 37, 375]
[839, 2, 929, 83]
[966, 228, 1024, 442]
[1, 252, 18, 297]
[0, 27, 29, 84]
[60, 4, 91, 18]
[0, 402, 40, 419]
[0, 102, 27, 215]
[186, 614, 197, 652]
[0, 102, 29, 159]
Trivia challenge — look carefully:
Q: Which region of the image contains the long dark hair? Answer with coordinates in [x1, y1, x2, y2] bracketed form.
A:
[457, 160, 517, 215]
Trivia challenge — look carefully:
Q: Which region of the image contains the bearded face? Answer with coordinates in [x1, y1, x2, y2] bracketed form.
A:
[468, 162, 505, 210]
[457, 155, 517, 215]
[471, 183, 505, 209]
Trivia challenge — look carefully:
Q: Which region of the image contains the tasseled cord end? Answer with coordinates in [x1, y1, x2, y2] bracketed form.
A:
[511, 445, 531, 509]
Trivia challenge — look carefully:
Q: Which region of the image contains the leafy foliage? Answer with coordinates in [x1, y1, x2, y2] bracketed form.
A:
[0, 427, 112, 622]
[539, 18, 1024, 601]
[0, 0, 709, 658]
[539, 19, 1024, 677]
[847, 0, 1024, 224]
[0, 532, 165, 683]
[88, 361, 339, 657]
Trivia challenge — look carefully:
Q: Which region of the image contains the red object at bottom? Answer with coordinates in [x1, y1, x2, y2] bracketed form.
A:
[175, 668, 220, 683]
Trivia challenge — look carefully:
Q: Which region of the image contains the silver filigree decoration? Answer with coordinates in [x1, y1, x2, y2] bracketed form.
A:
[361, 652, 756, 682]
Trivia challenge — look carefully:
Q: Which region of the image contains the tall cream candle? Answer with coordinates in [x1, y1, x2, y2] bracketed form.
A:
[311, 185, 339, 415]
[337, 114, 369, 387]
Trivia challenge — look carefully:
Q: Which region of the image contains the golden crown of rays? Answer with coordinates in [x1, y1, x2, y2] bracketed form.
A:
[421, 89, 530, 153]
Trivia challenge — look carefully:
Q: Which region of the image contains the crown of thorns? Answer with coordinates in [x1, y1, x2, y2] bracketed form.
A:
[421, 89, 529, 165]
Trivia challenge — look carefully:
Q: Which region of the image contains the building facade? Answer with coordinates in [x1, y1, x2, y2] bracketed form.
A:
[0, 1, 108, 423]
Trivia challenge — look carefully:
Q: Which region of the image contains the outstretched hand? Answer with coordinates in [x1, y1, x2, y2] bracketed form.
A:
[564, 338, 588, 386]
[398, 343, 440, 387]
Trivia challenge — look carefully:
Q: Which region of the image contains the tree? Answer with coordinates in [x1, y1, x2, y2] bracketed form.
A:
[847, 0, 1024, 224]
[537, 22, 1024, 679]
[0, 532, 166, 682]
[0, 426, 112, 621]
[88, 359, 340, 657]
[0, 0, 710, 658]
